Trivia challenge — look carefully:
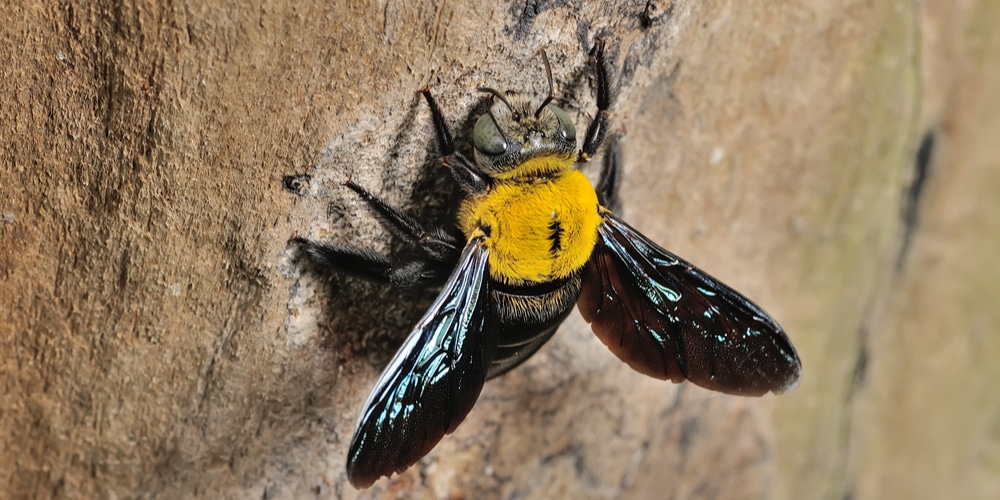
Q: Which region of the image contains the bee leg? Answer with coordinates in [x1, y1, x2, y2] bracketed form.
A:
[421, 88, 455, 159]
[292, 236, 460, 289]
[343, 178, 461, 248]
[596, 135, 622, 213]
[384, 224, 465, 288]
[336, 179, 463, 287]
[385, 251, 456, 288]
[343, 180, 428, 245]
[291, 238, 393, 283]
[579, 38, 614, 163]
[421, 88, 489, 194]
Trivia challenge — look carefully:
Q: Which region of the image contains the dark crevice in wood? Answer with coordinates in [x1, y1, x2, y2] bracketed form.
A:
[897, 129, 936, 270]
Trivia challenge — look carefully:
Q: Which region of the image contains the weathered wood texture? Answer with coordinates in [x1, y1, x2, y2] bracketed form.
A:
[2, 1, 998, 498]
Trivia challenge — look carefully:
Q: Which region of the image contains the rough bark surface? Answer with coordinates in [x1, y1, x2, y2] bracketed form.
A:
[2, 1, 998, 499]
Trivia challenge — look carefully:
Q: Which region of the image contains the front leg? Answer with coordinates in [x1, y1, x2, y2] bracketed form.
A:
[596, 135, 623, 213]
[421, 89, 489, 194]
[579, 38, 615, 163]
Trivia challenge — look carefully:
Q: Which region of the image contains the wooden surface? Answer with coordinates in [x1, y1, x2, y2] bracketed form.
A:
[2, 1, 998, 498]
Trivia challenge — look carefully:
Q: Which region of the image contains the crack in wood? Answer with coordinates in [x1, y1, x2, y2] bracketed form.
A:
[897, 129, 936, 270]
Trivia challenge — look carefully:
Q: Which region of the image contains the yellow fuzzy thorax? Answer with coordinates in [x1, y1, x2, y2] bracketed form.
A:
[458, 156, 603, 285]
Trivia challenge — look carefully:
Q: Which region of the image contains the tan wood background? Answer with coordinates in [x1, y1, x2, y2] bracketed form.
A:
[2, 1, 998, 498]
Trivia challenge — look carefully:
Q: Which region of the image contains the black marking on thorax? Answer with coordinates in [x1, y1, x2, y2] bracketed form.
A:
[548, 216, 564, 254]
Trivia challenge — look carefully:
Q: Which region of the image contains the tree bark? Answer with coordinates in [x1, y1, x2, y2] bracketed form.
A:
[2, 1, 998, 499]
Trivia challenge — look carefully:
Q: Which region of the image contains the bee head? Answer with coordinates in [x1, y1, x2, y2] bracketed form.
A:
[471, 92, 577, 175]
[471, 50, 577, 177]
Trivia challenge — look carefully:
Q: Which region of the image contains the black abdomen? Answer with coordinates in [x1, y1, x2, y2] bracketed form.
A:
[486, 272, 583, 379]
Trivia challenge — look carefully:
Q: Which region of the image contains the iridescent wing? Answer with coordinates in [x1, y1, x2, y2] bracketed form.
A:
[578, 212, 801, 396]
[346, 239, 497, 488]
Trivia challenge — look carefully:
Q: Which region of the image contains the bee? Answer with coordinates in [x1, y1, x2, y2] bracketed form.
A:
[293, 39, 802, 489]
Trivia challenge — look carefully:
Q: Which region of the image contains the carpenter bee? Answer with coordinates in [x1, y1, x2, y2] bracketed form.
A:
[293, 39, 802, 489]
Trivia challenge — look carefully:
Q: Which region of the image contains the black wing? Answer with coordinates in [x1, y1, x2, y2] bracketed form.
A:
[346, 239, 497, 488]
[578, 212, 801, 396]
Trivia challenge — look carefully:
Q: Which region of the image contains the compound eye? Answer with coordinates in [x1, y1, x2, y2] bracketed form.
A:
[473, 113, 508, 156]
[547, 104, 576, 142]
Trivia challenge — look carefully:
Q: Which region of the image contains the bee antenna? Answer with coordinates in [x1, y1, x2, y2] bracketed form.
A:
[477, 87, 514, 112]
[534, 49, 554, 118]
